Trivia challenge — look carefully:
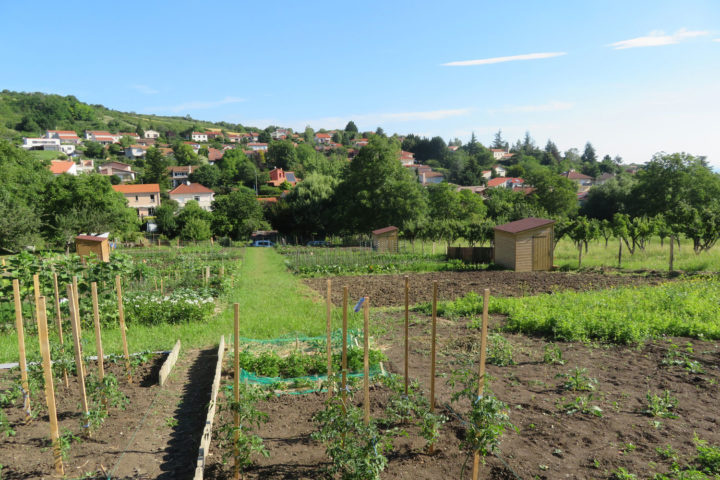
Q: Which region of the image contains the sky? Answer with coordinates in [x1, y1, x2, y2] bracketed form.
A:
[1, 0, 719, 167]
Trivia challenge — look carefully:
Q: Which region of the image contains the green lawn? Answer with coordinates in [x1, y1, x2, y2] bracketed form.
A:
[0, 247, 359, 363]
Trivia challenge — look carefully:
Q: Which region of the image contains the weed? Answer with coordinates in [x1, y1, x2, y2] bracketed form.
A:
[58, 428, 82, 461]
[560, 394, 603, 417]
[662, 344, 705, 374]
[644, 390, 678, 419]
[486, 334, 515, 366]
[694, 434, 720, 474]
[557, 367, 597, 391]
[657, 444, 679, 461]
[543, 344, 566, 365]
[0, 408, 15, 437]
[612, 467, 638, 479]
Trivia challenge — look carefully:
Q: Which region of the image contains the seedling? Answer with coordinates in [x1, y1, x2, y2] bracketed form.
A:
[611, 467, 637, 479]
[644, 390, 678, 419]
[543, 344, 566, 365]
[694, 434, 720, 474]
[656, 444, 678, 461]
[0, 409, 16, 437]
[58, 428, 82, 461]
[557, 367, 597, 391]
[560, 394, 603, 417]
[486, 334, 515, 366]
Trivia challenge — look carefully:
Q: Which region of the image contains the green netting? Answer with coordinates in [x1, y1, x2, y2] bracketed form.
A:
[227, 329, 385, 395]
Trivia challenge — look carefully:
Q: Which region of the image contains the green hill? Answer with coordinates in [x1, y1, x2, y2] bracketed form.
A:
[0, 90, 255, 141]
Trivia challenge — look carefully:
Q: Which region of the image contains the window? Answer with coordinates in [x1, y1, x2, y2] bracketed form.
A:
[194, 196, 200, 202]
[135, 196, 138, 201]
[150, 194, 155, 202]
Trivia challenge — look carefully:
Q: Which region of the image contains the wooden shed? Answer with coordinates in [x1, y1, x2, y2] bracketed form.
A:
[493, 218, 555, 272]
[75, 235, 110, 262]
[372, 226, 399, 253]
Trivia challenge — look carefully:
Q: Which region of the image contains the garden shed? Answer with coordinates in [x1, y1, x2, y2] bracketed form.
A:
[75, 234, 110, 262]
[372, 226, 399, 253]
[493, 218, 555, 272]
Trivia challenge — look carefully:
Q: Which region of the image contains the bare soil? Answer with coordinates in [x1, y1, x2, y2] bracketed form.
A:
[204, 311, 720, 479]
[303, 270, 676, 308]
[0, 347, 218, 480]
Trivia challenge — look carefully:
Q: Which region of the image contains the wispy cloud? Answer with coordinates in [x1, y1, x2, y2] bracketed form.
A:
[145, 96, 245, 113]
[131, 84, 159, 95]
[442, 52, 566, 67]
[489, 101, 574, 114]
[714, 38, 720, 42]
[609, 28, 709, 49]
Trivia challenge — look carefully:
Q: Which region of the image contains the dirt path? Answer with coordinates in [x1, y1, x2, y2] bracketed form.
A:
[305, 270, 676, 307]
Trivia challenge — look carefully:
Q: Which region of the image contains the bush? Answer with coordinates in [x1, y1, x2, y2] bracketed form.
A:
[123, 289, 214, 325]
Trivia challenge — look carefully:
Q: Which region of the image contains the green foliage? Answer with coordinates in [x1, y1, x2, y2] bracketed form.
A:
[644, 390, 678, 418]
[58, 428, 82, 461]
[557, 367, 597, 391]
[312, 384, 393, 480]
[0, 408, 15, 437]
[694, 434, 720, 474]
[123, 289, 214, 325]
[612, 467, 638, 479]
[217, 384, 270, 472]
[559, 394, 603, 417]
[236, 347, 385, 379]
[543, 344, 565, 365]
[662, 343, 705, 373]
[211, 187, 268, 240]
[486, 334, 515, 366]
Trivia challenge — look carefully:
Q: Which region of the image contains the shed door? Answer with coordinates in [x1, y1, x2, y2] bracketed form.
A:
[532, 235, 550, 271]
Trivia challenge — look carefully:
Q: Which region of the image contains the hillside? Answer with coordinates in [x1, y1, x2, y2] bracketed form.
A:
[0, 90, 256, 140]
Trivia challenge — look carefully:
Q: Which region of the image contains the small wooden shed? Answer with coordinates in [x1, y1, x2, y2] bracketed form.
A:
[75, 235, 110, 262]
[372, 226, 399, 253]
[493, 218, 555, 272]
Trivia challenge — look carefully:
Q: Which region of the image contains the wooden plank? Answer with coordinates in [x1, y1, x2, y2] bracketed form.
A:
[193, 336, 225, 480]
[341, 286, 348, 407]
[234, 304, 240, 480]
[404, 275, 409, 395]
[159, 340, 181, 387]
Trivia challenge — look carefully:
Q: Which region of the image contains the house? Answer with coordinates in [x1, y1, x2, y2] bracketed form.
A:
[49, 160, 78, 176]
[46, 130, 81, 144]
[490, 149, 514, 161]
[22, 137, 61, 151]
[119, 132, 140, 140]
[168, 183, 215, 211]
[167, 165, 196, 187]
[247, 142, 268, 152]
[267, 167, 298, 187]
[420, 171, 445, 185]
[111, 184, 161, 217]
[247, 132, 260, 142]
[183, 141, 201, 154]
[314, 133, 332, 144]
[353, 138, 369, 148]
[124, 145, 148, 159]
[135, 138, 156, 146]
[75, 234, 110, 262]
[494, 218, 555, 272]
[144, 129, 160, 139]
[372, 226, 399, 253]
[84, 131, 119, 144]
[561, 170, 593, 192]
[191, 132, 208, 142]
[400, 150, 415, 166]
[456, 185, 486, 195]
[99, 161, 137, 183]
[594, 172, 616, 185]
[206, 130, 224, 140]
[271, 129, 288, 140]
[76, 159, 94, 173]
[226, 133, 242, 143]
[207, 148, 224, 164]
[487, 177, 524, 189]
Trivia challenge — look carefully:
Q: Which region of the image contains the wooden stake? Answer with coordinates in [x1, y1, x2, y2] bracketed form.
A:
[363, 296, 370, 425]
[471, 289, 491, 480]
[33, 274, 41, 323]
[13, 279, 31, 421]
[36, 296, 64, 476]
[91, 283, 104, 380]
[669, 235, 675, 272]
[429, 281, 438, 453]
[341, 286, 348, 408]
[115, 275, 132, 383]
[233, 303, 240, 480]
[160, 278, 164, 296]
[53, 273, 69, 388]
[67, 287, 90, 436]
[404, 275, 409, 395]
[72, 276, 81, 338]
[219, 266, 225, 278]
[326, 279, 332, 398]
[618, 238, 623, 269]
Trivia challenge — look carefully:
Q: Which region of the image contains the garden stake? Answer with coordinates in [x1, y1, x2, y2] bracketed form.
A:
[219, 265, 224, 278]
[36, 296, 64, 476]
[363, 296, 370, 425]
[67, 286, 91, 437]
[404, 275, 409, 395]
[471, 289, 491, 480]
[429, 281, 438, 453]
[115, 275, 133, 383]
[618, 238, 622, 268]
[233, 303, 240, 480]
[91, 283, 105, 381]
[13, 279, 31, 422]
[160, 278, 164, 295]
[669, 235, 675, 272]
[33, 273, 41, 323]
[341, 286, 348, 409]
[72, 275, 82, 338]
[53, 273, 69, 388]
[326, 279, 332, 398]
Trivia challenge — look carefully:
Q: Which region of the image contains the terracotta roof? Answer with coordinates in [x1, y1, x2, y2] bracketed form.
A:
[119, 132, 139, 137]
[75, 235, 106, 242]
[169, 183, 214, 195]
[423, 171, 444, 178]
[167, 165, 194, 173]
[487, 177, 524, 188]
[247, 142, 268, 147]
[257, 197, 278, 203]
[315, 133, 332, 138]
[49, 130, 77, 134]
[562, 170, 592, 180]
[50, 160, 75, 174]
[208, 148, 224, 161]
[400, 150, 414, 159]
[112, 184, 160, 194]
[494, 218, 554, 234]
[372, 226, 399, 235]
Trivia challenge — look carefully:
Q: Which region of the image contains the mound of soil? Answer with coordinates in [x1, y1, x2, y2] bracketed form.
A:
[305, 270, 675, 307]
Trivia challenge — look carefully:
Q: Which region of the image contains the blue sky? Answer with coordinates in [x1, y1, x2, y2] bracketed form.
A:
[2, 0, 719, 166]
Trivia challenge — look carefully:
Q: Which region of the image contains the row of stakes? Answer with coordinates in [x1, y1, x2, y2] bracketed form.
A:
[11, 273, 133, 477]
[229, 277, 491, 480]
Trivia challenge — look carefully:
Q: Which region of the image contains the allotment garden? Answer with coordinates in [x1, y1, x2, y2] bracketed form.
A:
[2, 236, 720, 480]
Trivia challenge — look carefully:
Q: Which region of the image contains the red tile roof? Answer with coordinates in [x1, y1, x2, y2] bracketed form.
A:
[562, 170, 593, 180]
[50, 160, 75, 174]
[372, 226, 399, 235]
[169, 183, 214, 195]
[112, 184, 160, 194]
[167, 165, 195, 173]
[315, 133, 332, 138]
[75, 235, 106, 242]
[208, 148, 224, 161]
[487, 177, 524, 188]
[494, 218, 554, 234]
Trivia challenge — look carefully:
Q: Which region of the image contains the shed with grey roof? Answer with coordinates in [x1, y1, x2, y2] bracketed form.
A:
[493, 218, 555, 271]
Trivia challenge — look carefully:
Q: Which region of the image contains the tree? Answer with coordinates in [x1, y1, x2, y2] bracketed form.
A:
[544, 140, 561, 164]
[142, 147, 171, 188]
[211, 187, 269, 240]
[344, 121, 358, 133]
[189, 164, 222, 190]
[464, 219, 495, 247]
[180, 216, 212, 242]
[267, 140, 297, 170]
[337, 136, 427, 233]
[524, 168, 578, 217]
[84, 141, 106, 159]
[567, 216, 596, 268]
[173, 143, 200, 166]
[155, 200, 179, 237]
[581, 142, 597, 164]
[491, 130, 508, 150]
[580, 175, 636, 220]
[278, 173, 339, 238]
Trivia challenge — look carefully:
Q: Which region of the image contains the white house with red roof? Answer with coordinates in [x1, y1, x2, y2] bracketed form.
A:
[99, 161, 137, 183]
[169, 183, 215, 211]
[561, 170, 594, 192]
[191, 132, 208, 142]
[112, 184, 160, 217]
[400, 150, 415, 166]
[247, 142, 268, 151]
[487, 177, 525, 188]
[84, 130, 118, 144]
[144, 129, 160, 139]
[314, 133, 332, 144]
[49, 160, 78, 176]
[205, 131, 224, 140]
[119, 132, 140, 140]
[167, 165, 196, 187]
[124, 145, 148, 159]
[207, 148, 224, 164]
[22, 137, 61, 151]
[46, 130, 81, 144]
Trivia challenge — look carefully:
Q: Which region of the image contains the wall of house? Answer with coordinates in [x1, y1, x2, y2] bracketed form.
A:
[170, 193, 214, 211]
[123, 193, 160, 208]
[493, 231, 516, 270]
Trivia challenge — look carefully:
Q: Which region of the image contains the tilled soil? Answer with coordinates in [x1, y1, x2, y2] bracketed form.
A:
[0, 348, 217, 480]
[304, 270, 676, 308]
[204, 312, 720, 479]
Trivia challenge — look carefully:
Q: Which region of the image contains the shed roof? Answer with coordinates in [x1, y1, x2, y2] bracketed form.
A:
[75, 235, 107, 242]
[372, 226, 399, 235]
[494, 217, 555, 234]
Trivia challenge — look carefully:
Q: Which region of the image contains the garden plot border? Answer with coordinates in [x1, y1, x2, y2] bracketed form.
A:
[159, 339, 181, 386]
[194, 336, 225, 480]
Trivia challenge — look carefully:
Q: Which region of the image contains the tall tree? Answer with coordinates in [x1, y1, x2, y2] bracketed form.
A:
[581, 142, 597, 164]
[491, 130, 508, 150]
[143, 147, 171, 189]
[211, 187, 269, 239]
[344, 120, 358, 133]
[267, 140, 297, 170]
